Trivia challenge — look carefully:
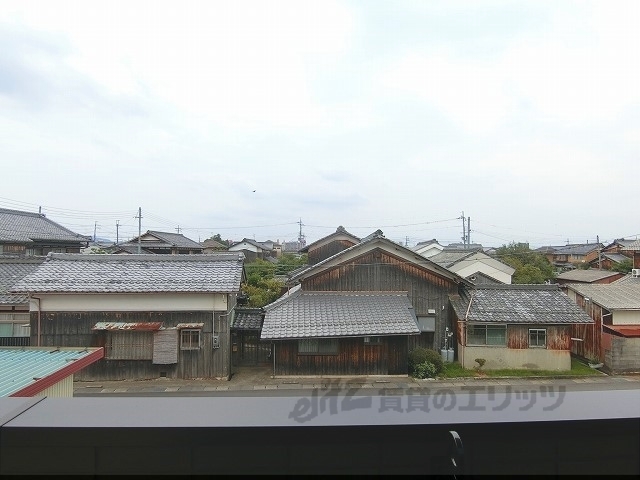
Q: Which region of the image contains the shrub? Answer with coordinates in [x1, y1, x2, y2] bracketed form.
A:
[409, 347, 444, 375]
[413, 361, 437, 379]
[474, 358, 486, 371]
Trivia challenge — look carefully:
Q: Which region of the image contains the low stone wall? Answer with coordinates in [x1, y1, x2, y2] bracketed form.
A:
[604, 336, 640, 373]
[460, 346, 570, 371]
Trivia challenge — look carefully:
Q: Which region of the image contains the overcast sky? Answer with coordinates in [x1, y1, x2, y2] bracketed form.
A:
[1, 1, 638, 249]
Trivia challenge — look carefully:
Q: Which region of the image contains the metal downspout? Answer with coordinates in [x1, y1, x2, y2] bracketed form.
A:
[31, 295, 42, 347]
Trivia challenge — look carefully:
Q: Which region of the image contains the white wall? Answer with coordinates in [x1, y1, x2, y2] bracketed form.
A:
[29, 293, 229, 312]
[612, 310, 640, 325]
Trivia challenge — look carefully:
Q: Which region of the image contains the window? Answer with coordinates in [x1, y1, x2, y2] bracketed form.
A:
[529, 329, 546, 348]
[416, 316, 436, 332]
[364, 336, 382, 345]
[180, 329, 202, 350]
[298, 338, 339, 355]
[467, 324, 506, 346]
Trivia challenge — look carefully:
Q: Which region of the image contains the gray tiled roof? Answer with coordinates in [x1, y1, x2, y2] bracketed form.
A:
[261, 290, 420, 340]
[622, 239, 640, 251]
[565, 283, 640, 310]
[612, 274, 640, 285]
[601, 253, 632, 264]
[230, 238, 270, 251]
[556, 269, 623, 282]
[554, 243, 602, 255]
[0, 256, 46, 304]
[451, 284, 593, 324]
[231, 308, 264, 330]
[0, 208, 91, 244]
[10, 253, 244, 294]
[428, 250, 477, 268]
[124, 231, 203, 249]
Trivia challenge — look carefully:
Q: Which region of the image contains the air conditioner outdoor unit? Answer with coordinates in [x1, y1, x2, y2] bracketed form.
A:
[632, 269, 640, 278]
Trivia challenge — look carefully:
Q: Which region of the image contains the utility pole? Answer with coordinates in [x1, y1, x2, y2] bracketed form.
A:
[597, 235, 602, 270]
[176, 225, 181, 234]
[298, 218, 306, 249]
[460, 211, 466, 247]
[93, 221, 97, 242]
[467, 217, 471, 247]
[136, 207, 142, 254]
[116, 220, 119, 245]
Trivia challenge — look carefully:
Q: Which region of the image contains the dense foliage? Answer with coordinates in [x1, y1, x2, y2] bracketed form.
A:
[241, 254, 308, 307]
[408, 347, 444, 376]
[494, 242, 555, 284]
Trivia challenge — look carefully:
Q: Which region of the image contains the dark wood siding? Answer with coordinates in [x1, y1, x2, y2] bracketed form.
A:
[301, 248, 459, 351]
[307, 240, 357, 265]
[31, 310, 230, 381]
[507, 325, 571, 350]
[273, 336, 409, 376]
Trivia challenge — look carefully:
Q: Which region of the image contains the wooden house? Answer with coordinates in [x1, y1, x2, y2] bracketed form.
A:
[299, 226, 360, 265]
[564, 275, 640, 373]
[262, 287, 420, 376]
[450, 284, 593, 371]
[117, 230, 204, 254]
[10, 253, 245, 381]
[0, 208, 91, 255]
[261, 230, 470, 376]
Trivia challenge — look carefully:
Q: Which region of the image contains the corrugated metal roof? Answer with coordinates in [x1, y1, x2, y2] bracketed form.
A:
[603, 324, 640, 337]
[556, 269, 623, 282]
[92, 322, 163, 331]
[10, 253, 245, 294]
[566, 283, 640, 310]
[261, 290, 420, 340]
[175, 323, 205, 329]
[0, 347, 103, 397]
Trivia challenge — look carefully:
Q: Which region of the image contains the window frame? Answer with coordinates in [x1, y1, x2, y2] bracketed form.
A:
[298, 338, 339, 355]
[528, 328, 547, 348]
[467, 324, 507, 346]
[180, 328, 202, 351]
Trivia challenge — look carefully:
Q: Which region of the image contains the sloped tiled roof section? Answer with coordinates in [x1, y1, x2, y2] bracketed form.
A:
[0, 208, 91, 243]
[10, 253, 244, 294]
[0, 257, 46, 304]
[622, 239, 640, 251]
[124, 231, 203, 249]
[566, 283, 640, 310]
[261, 290, 420, 339]
[454, 284, 593, 324]
[427, 250, 478, 268]
[231, 308, 264, 330]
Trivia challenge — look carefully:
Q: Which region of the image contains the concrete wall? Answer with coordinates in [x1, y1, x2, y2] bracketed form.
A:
[460, 345, 571, 371]
[604, 335, 640, 373]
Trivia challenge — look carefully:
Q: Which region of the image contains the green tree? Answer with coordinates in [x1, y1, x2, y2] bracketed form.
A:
[274, 253, 308, 276]
[612, 258, 633, 274]
[495, 242, 555, 284]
